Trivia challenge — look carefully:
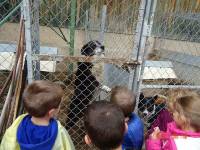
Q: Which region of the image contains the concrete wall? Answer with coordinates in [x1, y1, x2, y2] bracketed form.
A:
[0, 23, 134, 58]
[1, 23, 200, 85]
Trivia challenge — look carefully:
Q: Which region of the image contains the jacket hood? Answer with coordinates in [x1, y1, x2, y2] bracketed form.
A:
[167, 122, 200, 137]
[17, 115, 58, 150]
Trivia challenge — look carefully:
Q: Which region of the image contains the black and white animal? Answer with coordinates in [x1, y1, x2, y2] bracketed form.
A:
[138, 93, 166, 129]
[66, 40, 105, 129]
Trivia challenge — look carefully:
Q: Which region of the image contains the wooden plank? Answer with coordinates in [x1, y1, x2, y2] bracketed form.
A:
[32, 54, 141, 65]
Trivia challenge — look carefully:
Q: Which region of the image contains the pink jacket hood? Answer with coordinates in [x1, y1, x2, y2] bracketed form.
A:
[146, 122, 200, 150]
[167, 122, 200, 137]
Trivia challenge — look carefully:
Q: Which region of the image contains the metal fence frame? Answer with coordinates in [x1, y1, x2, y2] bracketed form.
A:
[1, 0, 200, 149]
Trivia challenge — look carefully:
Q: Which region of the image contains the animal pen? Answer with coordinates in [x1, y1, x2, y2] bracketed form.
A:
[0, 0, 200, 149]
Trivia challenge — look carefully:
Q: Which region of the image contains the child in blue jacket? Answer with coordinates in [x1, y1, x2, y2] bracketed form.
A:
[0, 80, 75, 150]
[111, 86, 144, 150]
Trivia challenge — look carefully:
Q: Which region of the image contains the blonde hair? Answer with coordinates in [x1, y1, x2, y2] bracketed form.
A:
[110, 86, 135, 117]
[171, 90, 200, 131]
[174, 95, 200, 132]
[167, 88, 196, 112]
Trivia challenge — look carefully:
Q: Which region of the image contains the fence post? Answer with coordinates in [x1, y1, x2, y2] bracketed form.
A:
[99, 5, 107, 44]
[32, 0, 40, 80]
[23, 0, 40, 82]
[129, 0, 154, 113]
[84, 10, 90, 42]
[100, 5, 107, 101]
[137, 0, 158, 95]
[23, 0, 33, 83]
[68, 0, 77, 75]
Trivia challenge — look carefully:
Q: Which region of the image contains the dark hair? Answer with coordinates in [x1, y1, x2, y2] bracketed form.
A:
[84, 101, 125, 149]
[111, 86, 135, 117]
[23, 80, 63, 117]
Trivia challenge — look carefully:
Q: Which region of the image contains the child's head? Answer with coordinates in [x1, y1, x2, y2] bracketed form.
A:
[23, 80, 63, 118]
[110, 86, 135, 118]
[84, 100, 126, 150]
[172, 91, 200, 131]
[167, 88, 192, 112]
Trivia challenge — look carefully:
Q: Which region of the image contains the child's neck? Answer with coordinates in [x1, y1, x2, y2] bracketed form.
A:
[31, 116, 50, 126]
[113, 145, 122, 150]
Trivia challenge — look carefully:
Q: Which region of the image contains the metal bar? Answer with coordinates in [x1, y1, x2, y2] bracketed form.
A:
[142, 84, 200, 89]
[137, 0, 156, 95]
[68, 0, 77, 74]
[32, 55, 140, 65]
[99, 5, 107, 44]
[130, 0, 153, 114]
[100, 5, 107, 100]
[148, 0, 157, 34]
[0, 17, 24, 132]
[128, 0, 147, 91]
[0, 80, 13, 132]
[13, 23, 25, 121]
[84, 10, 90, 42]
[23, 0, 33, 83]
[0, 2, 22, 27]
[32, 0, 40, 80]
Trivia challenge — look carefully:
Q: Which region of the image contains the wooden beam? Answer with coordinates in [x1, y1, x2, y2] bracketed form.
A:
[32, 54, 140, 65]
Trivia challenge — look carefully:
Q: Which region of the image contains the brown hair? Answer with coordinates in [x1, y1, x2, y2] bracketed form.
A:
[84, 100, 125, 150]
[110, 86, 135, 117]
[167, 88, 198, 111]
[23, 80, 63, 117]
[173, 91, 200, 131]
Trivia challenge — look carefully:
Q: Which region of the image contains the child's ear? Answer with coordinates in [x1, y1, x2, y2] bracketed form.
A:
[84, 135, 92, 145]
[48, 108, 57, 118]
[124, 122, 128, 134]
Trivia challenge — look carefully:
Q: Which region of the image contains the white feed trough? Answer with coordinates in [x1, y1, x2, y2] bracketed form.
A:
[0, 43, 57, 72]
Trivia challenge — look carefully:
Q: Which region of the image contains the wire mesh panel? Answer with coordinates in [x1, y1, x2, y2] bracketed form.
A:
[137, 0, 200, 133]
[30, 0, 141, 149]
[0, 0, 22, 126]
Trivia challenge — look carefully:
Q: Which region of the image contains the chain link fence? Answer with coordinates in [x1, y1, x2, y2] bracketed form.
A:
[0, 0, 200, 149]
[138, 0, 200, 133]
[37, 1, 140, 149]
[0, 0, 21, 118]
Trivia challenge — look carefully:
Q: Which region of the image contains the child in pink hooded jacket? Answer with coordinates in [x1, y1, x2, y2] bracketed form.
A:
[146, 90, 200, 150]
[147, 89, 193, 138]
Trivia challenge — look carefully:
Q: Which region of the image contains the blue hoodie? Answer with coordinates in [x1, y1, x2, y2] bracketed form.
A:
[17, 115, 58, 150]
[122, 113, 144, 150]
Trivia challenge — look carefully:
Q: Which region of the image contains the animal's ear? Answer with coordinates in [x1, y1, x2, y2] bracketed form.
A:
[139, 93, 145, 100]
[154, 95, 158, 100]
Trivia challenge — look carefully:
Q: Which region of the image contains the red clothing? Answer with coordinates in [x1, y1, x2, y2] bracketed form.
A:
[147, 109, 173, 138]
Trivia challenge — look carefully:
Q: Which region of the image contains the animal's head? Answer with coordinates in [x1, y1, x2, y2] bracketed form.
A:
[81, 40, 105, 56]
[138, 93, 166, 118]
[138, 93, 157, 118]
[79, 40, 105, 69]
